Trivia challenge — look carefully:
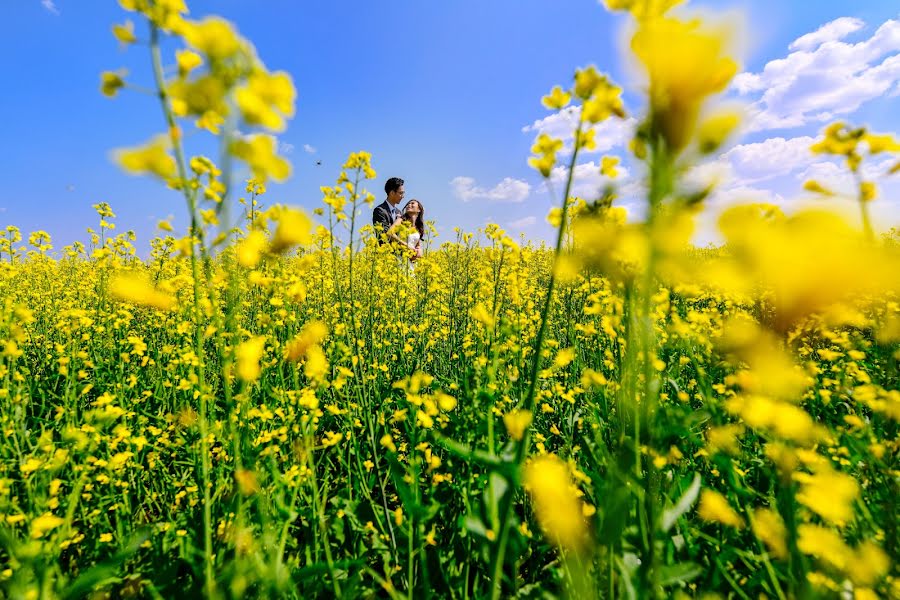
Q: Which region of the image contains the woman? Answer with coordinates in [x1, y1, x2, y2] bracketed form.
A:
[389, 199, 425, 267]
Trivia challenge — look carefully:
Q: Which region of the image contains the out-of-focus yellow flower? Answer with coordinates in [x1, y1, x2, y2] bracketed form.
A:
[230, 134, 291, 182]
[284, 321, 328, 362]
[600, 155, 620, 178]
[795, 467, 859, 526]
[846, 542, 890, 587]
[541, 85, 571, 110]
[750, 508, 786, 559]
[860, 181, 877, 202]
[235, 336, 266, 383]
[235, 469, 258, 495]
[269, 206, 313, 253]
[30, 512, 65, 539]
[235, 70, 296, 132]
[503, 409, 532, 441]
[798, 524, 852, 571]
[697, 111, 740, 154]
[529, 133, 565, 177]
[524, 454, 588, 551]
[101, 70, 127, 97]
[603, 0, 684, 20]
[716, 208, 900, 330]
[803, 179, 835, 196]
[697, 489, 743, 528]
[112, 20, 136, 44]
[175, 49, 203, 77]
[179, 17, 244, 61]
[631, 16, 738, 152]
[304, 345, 329, 383]
[236, 230, 266, 268]
[109, 273, 176, 311]
[114, 135, 177, 180]
[863, 132, 900, 154]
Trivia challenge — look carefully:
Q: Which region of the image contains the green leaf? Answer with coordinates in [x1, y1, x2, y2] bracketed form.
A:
[660, 473, 701, 533]
[659, 562, 703, 587]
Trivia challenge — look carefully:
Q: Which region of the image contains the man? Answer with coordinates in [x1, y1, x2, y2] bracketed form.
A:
[373, 177, 405, 244]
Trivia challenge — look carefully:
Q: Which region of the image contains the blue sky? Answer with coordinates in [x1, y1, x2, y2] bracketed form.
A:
[2, 0, 899, 253]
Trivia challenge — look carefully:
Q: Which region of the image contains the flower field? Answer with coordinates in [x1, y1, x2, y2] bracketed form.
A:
[1, 0, 899, 598]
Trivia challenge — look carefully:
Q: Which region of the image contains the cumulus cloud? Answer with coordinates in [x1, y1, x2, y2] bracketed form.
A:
[788, 17, 865, 52]
[303, 144, 317, 154]
[733, 16, 900, 132]
[41, 0, 60, 15]
[278, 141, 295, 154]
[522, 108, 637, 155]
[547, 161, 630, 199]
[721, 136, 818, 183]
[508, 216, 537, 229]
[451, 176, 531, 203]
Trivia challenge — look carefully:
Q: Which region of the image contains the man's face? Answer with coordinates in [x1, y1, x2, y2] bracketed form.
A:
[388, 185, 405, 206]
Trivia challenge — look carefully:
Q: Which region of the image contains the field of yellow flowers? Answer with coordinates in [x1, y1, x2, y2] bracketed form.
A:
[2, 0, 899, 598]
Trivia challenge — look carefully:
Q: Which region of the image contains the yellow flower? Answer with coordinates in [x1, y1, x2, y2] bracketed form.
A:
[304, 345, 329, 383]
[797, 524, 852, 571]
[229, 134, 291, 182]
[235, 469, 258, 495]
[750, 508, 786, 559]
[114, 135, 177, 181]
[112, 20, 136, 44]
[600, 155, 620, 178]
[179, 17, 244, 61]
[803, 179, 835, 196]
[541, 85, 571, 110]
[175, 49, 203, 77]
[523, 454, 588, 551]
[631, 16, 739, 152]
[109, 273, 176, 311]
[697, 111, 741, 154]
[697, 489, 743, 528]
[860, 181, 877, 202]
[235, 70, 296, 132]
[846, 542, 890, 587]
[269, 206, 313, 253]
[236, 230, 267, 268]
[99, 533, 113, 543]
[100, 70, 127, 97]
[235, 336, 266, 383]
[863, 132, 900, 154]
[795, 467, 859, 526]
[31, 512, 65, 539]
[503, 409, 532, 441]
[284, 321, 329, 362]
[322, 431, 343, 448]
[603, 0, 684, 20]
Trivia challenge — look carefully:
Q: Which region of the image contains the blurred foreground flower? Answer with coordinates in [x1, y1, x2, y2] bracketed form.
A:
[109, 273, 176, 311]
[524, 454, 589, 552]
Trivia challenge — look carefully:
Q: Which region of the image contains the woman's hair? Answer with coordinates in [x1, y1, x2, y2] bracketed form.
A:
[402, 199, 425, 239]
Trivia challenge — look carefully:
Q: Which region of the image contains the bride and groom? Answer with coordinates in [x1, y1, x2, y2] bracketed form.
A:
[372, 176, 425, 266]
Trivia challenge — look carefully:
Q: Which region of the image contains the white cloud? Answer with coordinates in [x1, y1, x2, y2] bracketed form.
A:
[451, 176, 531, 203]
[303, 144, 317, 154]
[721, 136, 817, 183]
[788, 17, 865, 52]
[508, 216, 537, 229]
[733, 17, 900, 132]
[548, 161, 630, 199]
[278, 141, 294, 154]
[522, 108, 637, 155]
[41, 0, 60, 15]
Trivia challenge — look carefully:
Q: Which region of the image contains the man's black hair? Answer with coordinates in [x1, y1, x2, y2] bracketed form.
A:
[385, 177, 405, 196]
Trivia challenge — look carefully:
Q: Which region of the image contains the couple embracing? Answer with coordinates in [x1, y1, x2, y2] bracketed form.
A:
[372, 177, 425, 267]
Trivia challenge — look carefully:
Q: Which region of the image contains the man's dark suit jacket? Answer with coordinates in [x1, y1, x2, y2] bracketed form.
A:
[372, 200, 396, 243]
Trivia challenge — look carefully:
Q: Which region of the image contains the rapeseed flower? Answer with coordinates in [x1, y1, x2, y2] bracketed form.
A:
[524, 454, 589, 551]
